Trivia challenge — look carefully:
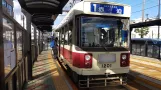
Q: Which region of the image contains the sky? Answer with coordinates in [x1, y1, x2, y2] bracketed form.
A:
[12, 0, 160, 30]
[13, 0, 26, 29]
[53, 0, 160, 28]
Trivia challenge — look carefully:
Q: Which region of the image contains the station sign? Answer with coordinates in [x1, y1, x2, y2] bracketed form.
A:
[91, 3, 124, 14]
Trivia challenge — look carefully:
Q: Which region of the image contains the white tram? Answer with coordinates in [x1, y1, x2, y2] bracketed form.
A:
[55, 0, 131, 88]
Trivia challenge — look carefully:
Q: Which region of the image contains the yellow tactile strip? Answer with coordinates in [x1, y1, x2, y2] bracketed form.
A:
[130, 64, 161, 89]
[131, 55, 161, 65]
[130, 62, 161, 80]
[48, 51, 70, 90]
[130, 59, 161, 81]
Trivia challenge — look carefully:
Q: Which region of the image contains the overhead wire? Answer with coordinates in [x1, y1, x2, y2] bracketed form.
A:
[131, 0, 157, 7]
[112, 0, 157, 7]
[132, 4, 159, 13]
[113, 0, 123, 3]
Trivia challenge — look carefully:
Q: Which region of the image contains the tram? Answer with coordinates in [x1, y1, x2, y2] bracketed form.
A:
[55, 0, 131, 88]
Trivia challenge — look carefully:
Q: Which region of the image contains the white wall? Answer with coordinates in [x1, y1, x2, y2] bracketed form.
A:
[131, 26, 161, 39]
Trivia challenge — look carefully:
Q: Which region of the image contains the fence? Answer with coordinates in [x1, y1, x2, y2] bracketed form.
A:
[131, 38, 161, 59]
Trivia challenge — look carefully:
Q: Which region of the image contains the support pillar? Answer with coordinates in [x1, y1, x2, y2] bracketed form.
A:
[38, 30, 41, 54]
[129, 28, 132, 54]
[42, 32, 44, 51]
[0, 0, 5, 89]
[22, 9, 32, 80]
[33, 24, 37, 61]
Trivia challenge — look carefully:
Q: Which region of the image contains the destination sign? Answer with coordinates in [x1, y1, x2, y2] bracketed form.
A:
[91, 3, 124, 14]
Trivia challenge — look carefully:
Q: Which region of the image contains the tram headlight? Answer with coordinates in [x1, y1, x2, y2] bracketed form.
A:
[85, 54, 91, 61]
[122, 55, 127, 60]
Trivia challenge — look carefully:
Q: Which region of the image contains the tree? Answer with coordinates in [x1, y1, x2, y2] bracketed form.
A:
[134, 27, 149, 38]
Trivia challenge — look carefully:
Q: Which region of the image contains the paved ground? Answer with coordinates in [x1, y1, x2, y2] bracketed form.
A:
[24, 51, 70, 90]
[24, 51, 128, 90]
[130, 55, 161, 89]
[23, 51, 161, 90]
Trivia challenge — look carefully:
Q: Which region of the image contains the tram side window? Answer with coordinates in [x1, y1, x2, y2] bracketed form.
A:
[68, 30, 72, 45]
[60, 30, 62, 45]
[60, 29, 65, 45]
[64, 31, 68, 45]
[68, 22, 73, 45]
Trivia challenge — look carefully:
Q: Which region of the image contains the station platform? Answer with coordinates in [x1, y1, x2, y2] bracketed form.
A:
[129, 55, 161, 90]
[23, 50, 161, 90]
[24, 51, 77, 90]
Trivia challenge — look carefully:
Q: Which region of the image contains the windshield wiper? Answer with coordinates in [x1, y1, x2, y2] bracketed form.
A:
[101, 40, 114, 51]
[101, 44, 108, 51]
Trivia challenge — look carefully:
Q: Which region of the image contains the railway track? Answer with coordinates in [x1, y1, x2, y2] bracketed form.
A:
[53, 56, 161, 90]
[55, 57, 129, 90]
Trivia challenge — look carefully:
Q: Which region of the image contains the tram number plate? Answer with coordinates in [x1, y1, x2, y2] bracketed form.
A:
[102, 64, 112, 68]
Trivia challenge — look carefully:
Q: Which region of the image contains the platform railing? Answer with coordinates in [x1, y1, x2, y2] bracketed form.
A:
[130, 43, 161, 59]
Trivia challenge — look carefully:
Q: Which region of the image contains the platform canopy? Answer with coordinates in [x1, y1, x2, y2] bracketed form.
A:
[130, 19, 161, 31]
[18, 0, 69, 32]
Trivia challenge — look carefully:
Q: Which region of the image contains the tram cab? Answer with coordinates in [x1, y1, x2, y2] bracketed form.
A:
[55, 0, 131, 88]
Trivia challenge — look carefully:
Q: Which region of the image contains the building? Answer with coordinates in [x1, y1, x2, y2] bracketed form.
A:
[131, 18, 161, 39]
[2, 0, 14, 17]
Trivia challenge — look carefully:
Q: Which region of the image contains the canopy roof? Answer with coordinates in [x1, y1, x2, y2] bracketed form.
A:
[18, 0, 69, 32]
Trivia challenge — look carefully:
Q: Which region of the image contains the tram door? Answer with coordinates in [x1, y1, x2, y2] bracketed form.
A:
[69, 22, 73, 63]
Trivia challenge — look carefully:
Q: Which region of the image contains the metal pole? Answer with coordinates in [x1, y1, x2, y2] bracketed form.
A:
[158, 0, 161, 59]
[0, 0, 5, 89]
[146, 14, 149, 20]
[23, 15, 24, 28]
[142, 0, 145, 22]
[152, 30, 153, 38]
[22, 8, 32, 80]
[158, 0, 160, 39]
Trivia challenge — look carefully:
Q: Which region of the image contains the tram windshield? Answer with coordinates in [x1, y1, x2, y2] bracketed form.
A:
[80, 16, 129, 48]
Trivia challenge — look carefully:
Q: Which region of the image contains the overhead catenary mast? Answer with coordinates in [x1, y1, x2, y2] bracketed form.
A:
[142, 0, 145, 22]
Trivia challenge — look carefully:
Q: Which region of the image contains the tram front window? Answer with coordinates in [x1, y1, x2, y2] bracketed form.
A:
[80, 16, 129, 48]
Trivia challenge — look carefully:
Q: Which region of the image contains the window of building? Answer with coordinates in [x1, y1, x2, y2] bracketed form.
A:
[7, 4, 13, 15]
[2, 0, 7, 7]
[3, 17, 15, 77]
[2, 0, 13, 16]
[16, 28, 23, 61]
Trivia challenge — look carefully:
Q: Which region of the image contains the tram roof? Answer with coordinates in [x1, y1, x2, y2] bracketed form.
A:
[55, 1, 131, 31]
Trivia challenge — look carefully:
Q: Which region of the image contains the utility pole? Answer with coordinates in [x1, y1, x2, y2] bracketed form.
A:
[152, 30, 153, 38]
[146, 14, 149, 20]
[158, 0, 160, 39]
[142, 0, 145, 22]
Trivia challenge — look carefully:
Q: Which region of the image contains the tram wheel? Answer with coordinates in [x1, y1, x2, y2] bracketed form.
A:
[66, 65, 72, 77]
[72, 71, 79, 84]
